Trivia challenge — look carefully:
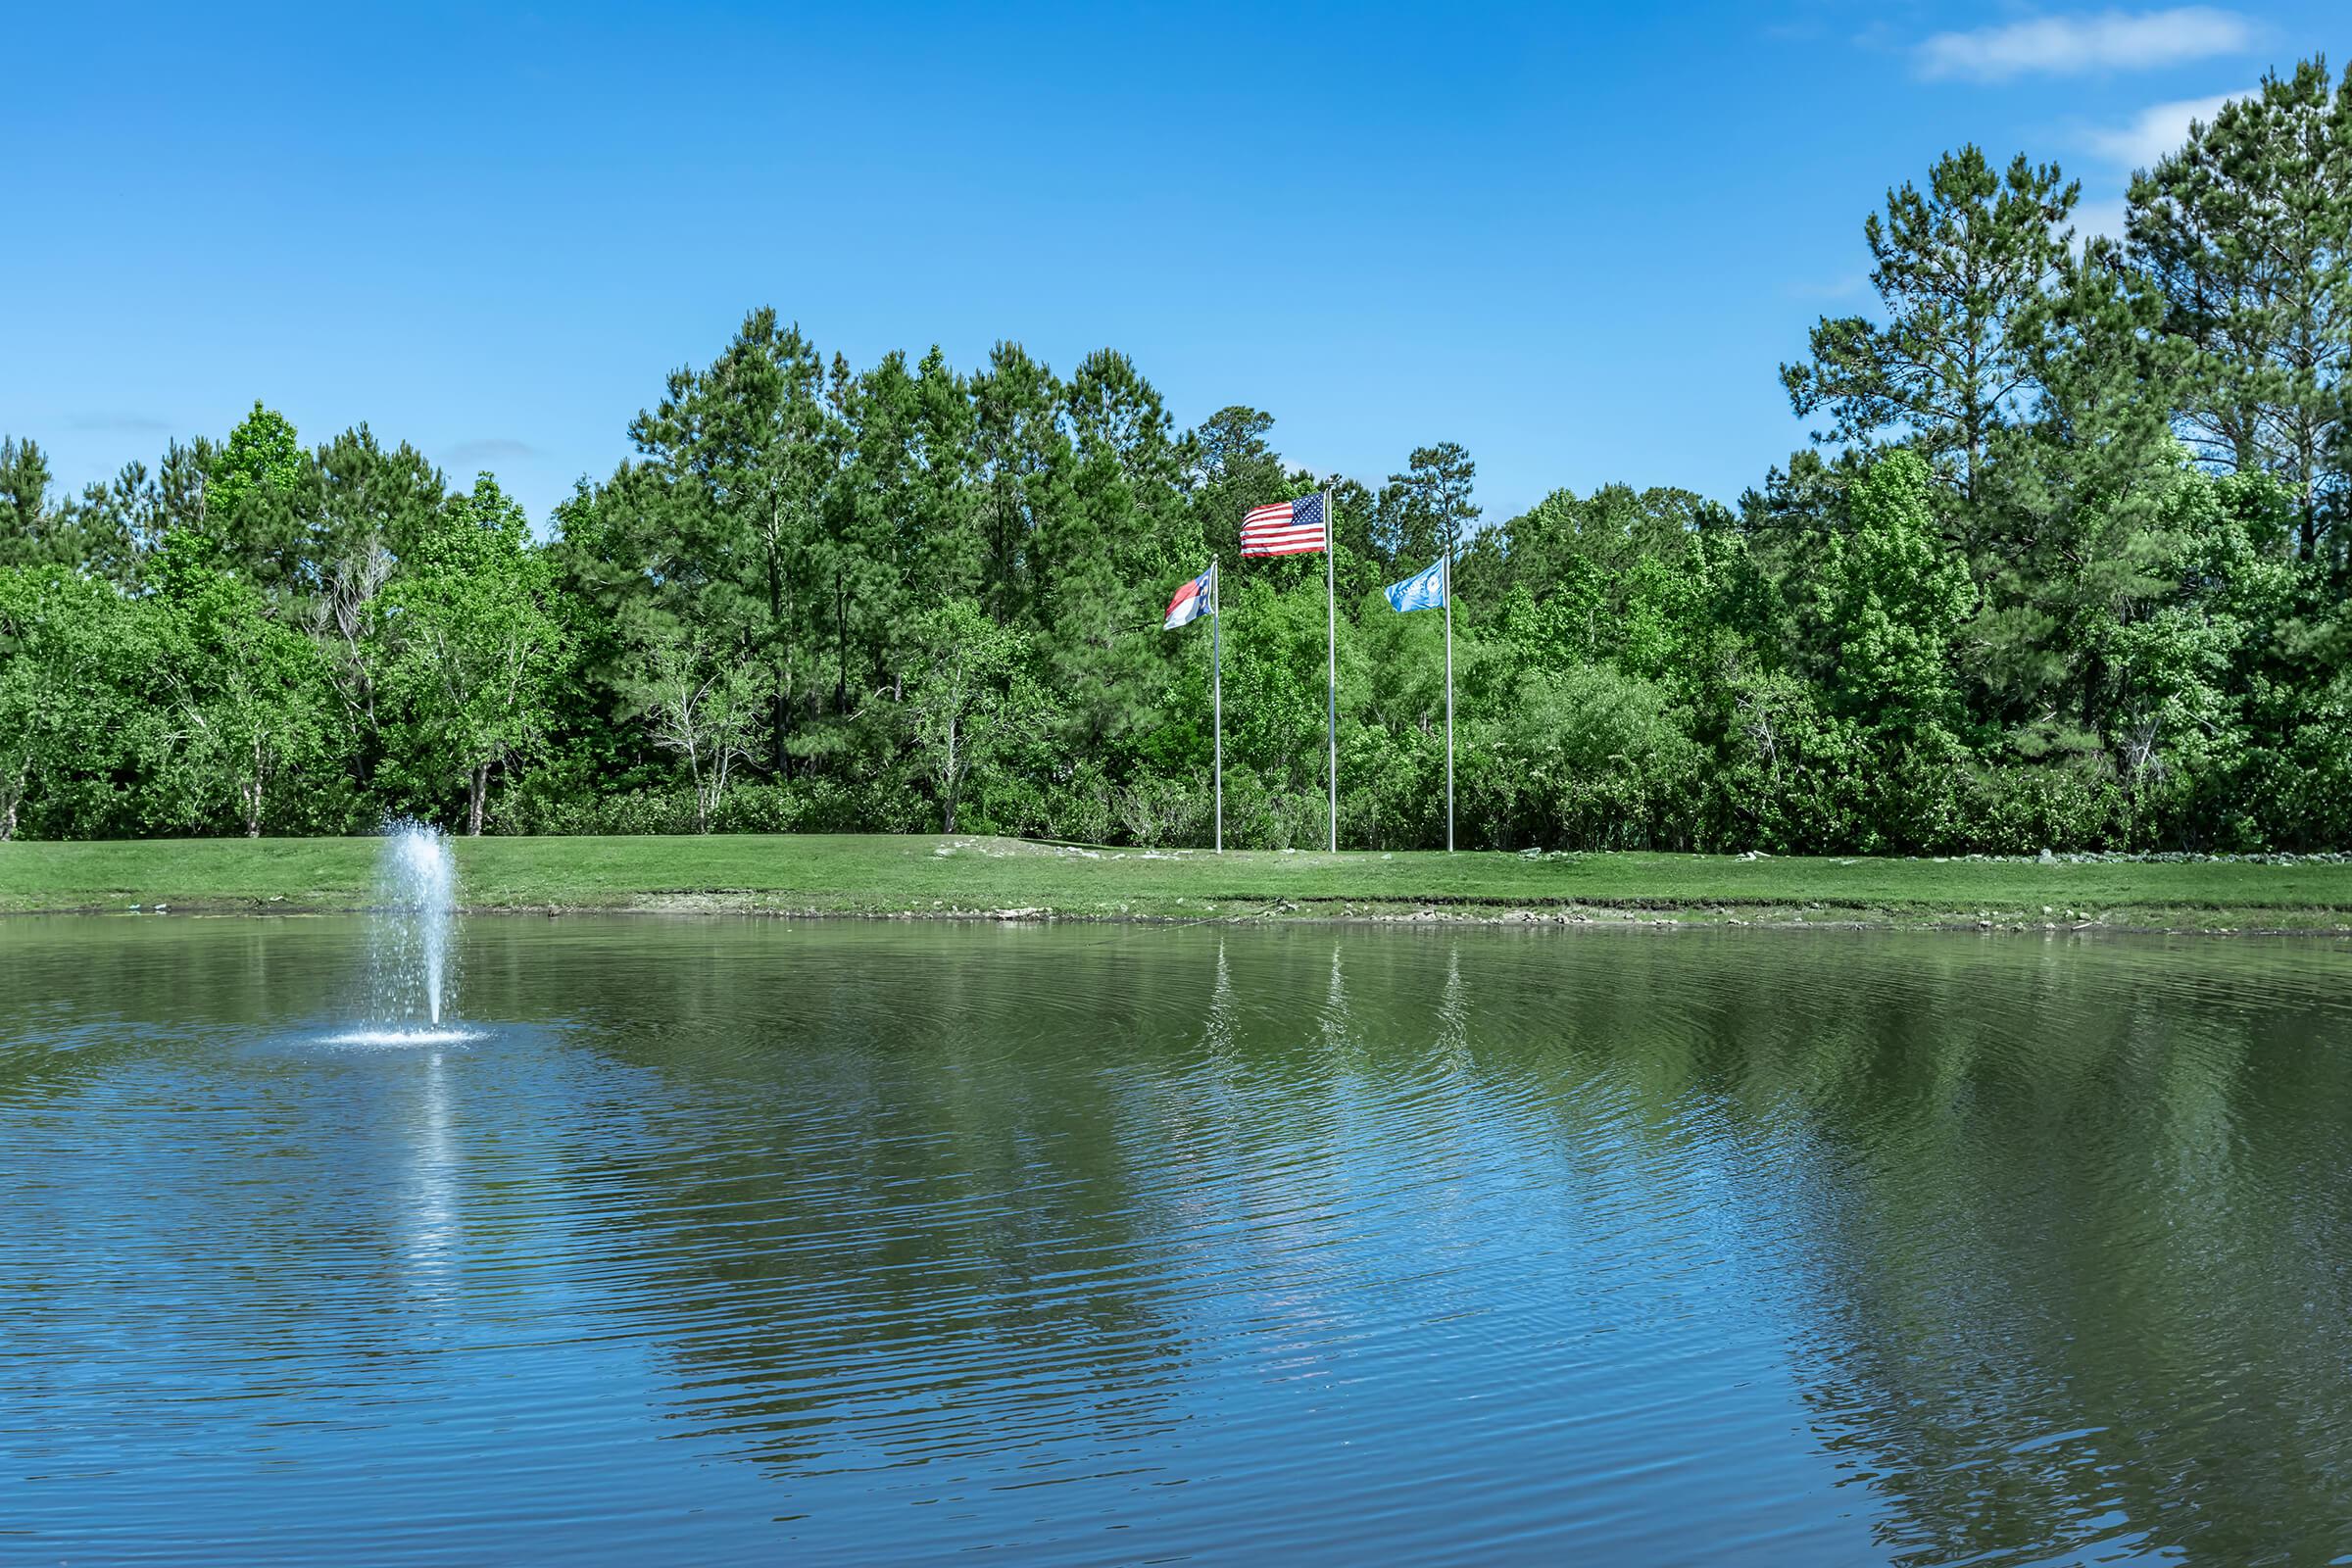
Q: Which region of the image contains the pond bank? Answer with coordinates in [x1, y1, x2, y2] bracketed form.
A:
[7, 833, 2352, 934]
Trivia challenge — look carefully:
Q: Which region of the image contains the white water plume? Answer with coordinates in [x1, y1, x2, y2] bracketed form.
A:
[369, 820, 459, 1030]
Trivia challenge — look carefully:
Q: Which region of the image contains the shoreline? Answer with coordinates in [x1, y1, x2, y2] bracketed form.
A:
[7, 895, 2348, 939]
[6, 833, 2352, 937]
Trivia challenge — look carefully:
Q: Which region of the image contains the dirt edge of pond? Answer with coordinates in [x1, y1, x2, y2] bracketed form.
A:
[9, 892, 2351, 938]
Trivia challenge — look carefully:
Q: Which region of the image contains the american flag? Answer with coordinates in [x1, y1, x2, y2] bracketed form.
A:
[1240, 491, 1327, 557]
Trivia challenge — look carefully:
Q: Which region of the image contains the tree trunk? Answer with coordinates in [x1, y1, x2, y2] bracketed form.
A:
[766, 494, 793, 779]
[245, 737, 263, 837]
[467, 763, 488, 836]
[942, 715, 958, 833]
[707, 745, 733, 835]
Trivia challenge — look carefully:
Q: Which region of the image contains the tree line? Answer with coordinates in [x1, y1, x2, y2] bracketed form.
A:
[5, 59, 2351, 853]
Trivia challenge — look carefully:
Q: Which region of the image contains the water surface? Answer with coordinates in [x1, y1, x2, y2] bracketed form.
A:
[3, 916, 2349, 1564]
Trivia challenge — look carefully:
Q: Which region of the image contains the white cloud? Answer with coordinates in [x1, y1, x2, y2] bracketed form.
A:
[1916, 7, 2256, 82]
[2070, 90, 2246, 250]
[2085, 91, 2239, 170]
[63, 411, 172, 435]
[1786, 273, 1868, 302]
[2072, 197, 2131, 243]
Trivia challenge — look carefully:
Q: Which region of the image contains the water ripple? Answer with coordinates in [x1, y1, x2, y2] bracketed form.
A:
[0, 917, 2347, 1563]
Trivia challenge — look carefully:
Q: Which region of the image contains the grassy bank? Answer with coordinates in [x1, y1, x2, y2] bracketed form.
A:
[4, 833, 2352, 933]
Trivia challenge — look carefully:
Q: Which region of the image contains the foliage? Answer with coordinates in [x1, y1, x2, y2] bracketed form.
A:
[2127, 58, 2352, 559]
[0, 566, 154, 841]
[370, 475, 565, 834]
[899, 599, 1043, 834]
[1819, 451, 1977, 745]
[149, 540, 348, 837]
[623, 627, 764, 833]
[1783, 146, 2078, 508]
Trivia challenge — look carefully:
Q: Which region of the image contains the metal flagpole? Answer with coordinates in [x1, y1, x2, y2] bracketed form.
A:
[1211, 558, 1223, 854]
[1445, 539, 1454, 853]
[1325, 487, 1337, 855]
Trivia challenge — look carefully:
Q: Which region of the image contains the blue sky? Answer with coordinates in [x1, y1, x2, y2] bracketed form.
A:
[2, 2, 2340, 528]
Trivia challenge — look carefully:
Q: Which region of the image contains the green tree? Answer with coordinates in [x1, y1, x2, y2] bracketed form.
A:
[1467, 662, 1698, 850]
[1188, 406, 1285, 565]
[1377, 441, 1479, 566]
[627, 310, 842, 776]
[1820, 452, 1977, 742]
[1969, 251, 2190, 764]
[1040, 350, 1195, 754]
[149, 537, 346, 837]
[203, 402, 314, 599]
[818, 347, 981, 725]
[0, 437, 56, 569]
[968, 341, 1073, 624]
[308, 426, 451, 761]
[0, 566, 155, 840]
[373, 474, 565, 833]
[624, 627, 763, 833]
[901, 599, 1040, 833]
[2127, 58, 2352, 558]
[1785, 147, 2078, 509]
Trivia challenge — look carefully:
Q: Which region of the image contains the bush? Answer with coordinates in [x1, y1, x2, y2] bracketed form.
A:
[491, 787, 696, 836]
[1116, 772, 1211, 847]
[1961, 762, 2132, 854]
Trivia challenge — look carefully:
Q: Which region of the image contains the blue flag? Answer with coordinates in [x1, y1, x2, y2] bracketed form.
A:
[1384, 557, 1447, 612]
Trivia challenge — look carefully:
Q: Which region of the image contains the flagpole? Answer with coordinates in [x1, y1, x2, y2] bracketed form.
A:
[1325, 487, 1337, 856]
[1444, 538, 1454, 853]
[1211, 558, 1223, 854]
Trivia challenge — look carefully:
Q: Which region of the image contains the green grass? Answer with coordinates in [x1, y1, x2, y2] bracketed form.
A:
[3, 833, 2351, 932]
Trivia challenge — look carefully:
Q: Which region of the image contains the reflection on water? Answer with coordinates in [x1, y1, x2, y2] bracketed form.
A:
[2, 916, 2349, 1565]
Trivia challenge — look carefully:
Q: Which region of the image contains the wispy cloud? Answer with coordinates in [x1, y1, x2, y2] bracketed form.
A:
[444, 437, 540, 470]
[2085, 91, 2239, 171]
[63, 411, 172, 435]
[1787, 273, 1868, 302]
[1916, 7, 2256, 82]
[2073, 197, 2131, 243]
[2072, 89, 2246, 241]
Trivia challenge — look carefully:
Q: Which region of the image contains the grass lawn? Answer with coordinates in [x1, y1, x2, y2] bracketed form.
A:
[4, 833, 2351, 933]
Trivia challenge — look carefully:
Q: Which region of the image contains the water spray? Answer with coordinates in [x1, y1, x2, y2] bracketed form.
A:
[370, 819, 459, 1029]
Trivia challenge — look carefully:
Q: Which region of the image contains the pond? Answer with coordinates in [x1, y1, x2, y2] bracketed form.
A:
[3, 916, 2348, 1564]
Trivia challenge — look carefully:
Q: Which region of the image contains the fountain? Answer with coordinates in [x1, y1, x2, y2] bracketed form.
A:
[358, 819, 461, 1039]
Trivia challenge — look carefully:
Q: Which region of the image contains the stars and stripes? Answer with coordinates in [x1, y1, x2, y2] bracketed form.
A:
[1163, 565, 1214, 630]
[1240, 491, 1327, 557]
[1384, 556, 1448, 612]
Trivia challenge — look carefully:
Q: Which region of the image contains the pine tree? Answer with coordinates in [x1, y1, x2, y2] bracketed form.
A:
[1377, 442, 1479, 566]
[1784, 147, 2079, 513]
[0, 437, 56, 568]
[627, 310, 841, 777]
[2127, 58, 2352, 561]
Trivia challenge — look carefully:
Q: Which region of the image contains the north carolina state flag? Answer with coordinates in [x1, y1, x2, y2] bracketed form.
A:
[1163, 566, 1213, 630]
